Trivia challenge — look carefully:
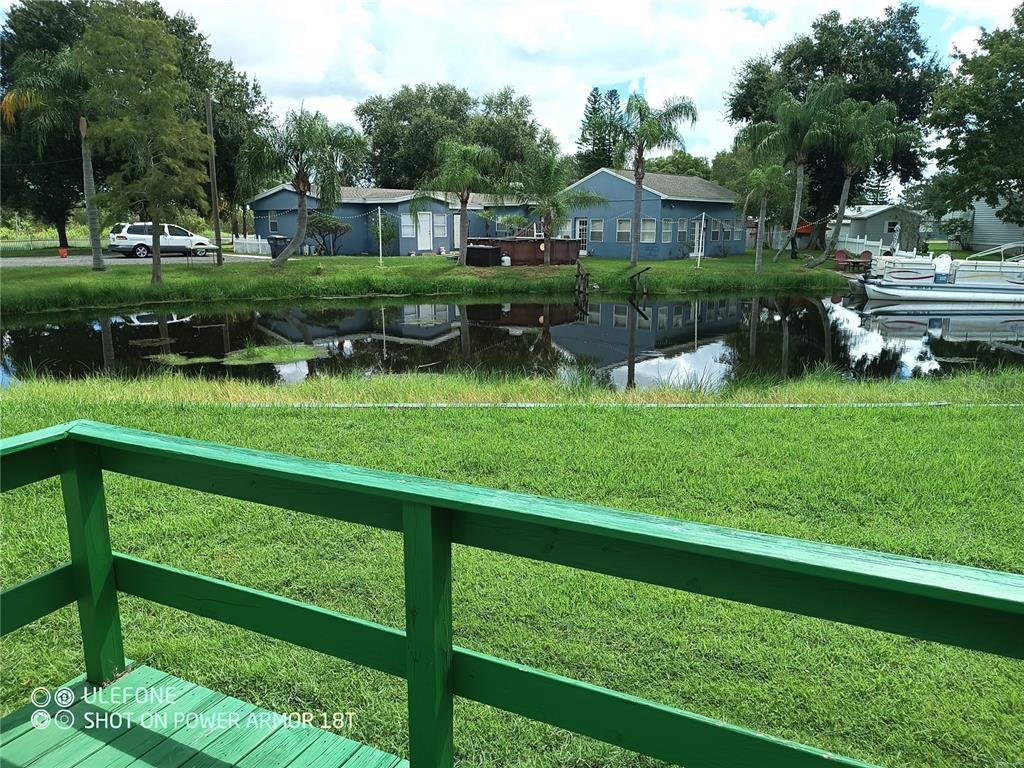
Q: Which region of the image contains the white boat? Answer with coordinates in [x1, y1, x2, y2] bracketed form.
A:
[860, 243, 1024, 302]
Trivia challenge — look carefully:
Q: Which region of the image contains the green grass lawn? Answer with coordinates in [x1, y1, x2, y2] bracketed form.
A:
[0, 253, 846, 315]
[1, 377, 1021, 767]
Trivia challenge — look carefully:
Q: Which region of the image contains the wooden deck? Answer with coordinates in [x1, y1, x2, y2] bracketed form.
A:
[0, 665, 406, 768]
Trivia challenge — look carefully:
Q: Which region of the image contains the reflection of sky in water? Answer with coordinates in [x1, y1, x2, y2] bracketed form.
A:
[609, 340, 732, 389]
[828, 303, 939, 378]
[275, 361, 309, 383]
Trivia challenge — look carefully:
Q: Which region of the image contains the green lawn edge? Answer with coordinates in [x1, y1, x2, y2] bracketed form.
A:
[0, 253, 847, 315]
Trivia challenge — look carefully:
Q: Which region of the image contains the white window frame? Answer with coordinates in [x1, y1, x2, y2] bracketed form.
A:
[637, 309, 651, 330]
[268, 210, 278, 234]
[735, 222, 744, 240]
[613, 304, 628, 328]
[616, 218, 631, 243]
[885, 220, 899, 234]
[640, 218, 656, 244]
[723, 220, 733, 241]
[661, 218, 672, 243]
[657, 306, 668, 330]
[557, 221, 571, 239]
[587, 304, 602, 324]
[677, 219, 687, 243]
[433, 213, 447, 239]
[401, 213, 415, 239]
[672, 304, 684, 328]
[688, 220, 697, 242]
[589, 218, 604, 243]
[711, 222, 721, 241]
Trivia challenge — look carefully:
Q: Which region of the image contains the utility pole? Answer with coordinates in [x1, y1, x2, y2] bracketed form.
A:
[206, 91, 223, 266]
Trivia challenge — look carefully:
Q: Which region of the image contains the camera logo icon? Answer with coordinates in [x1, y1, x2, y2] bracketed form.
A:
[54, 688, 75, 708]
[30, 710, 51, 730]
[54, 710, 76, 730]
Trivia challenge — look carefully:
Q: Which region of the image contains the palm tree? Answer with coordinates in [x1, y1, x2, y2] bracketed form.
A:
[1, 49, 104, 271]
[418, 140, 503, 267]
[747, 165, 787, 273]
[519, 152, 606, 266]
[615, 94, 698, 266]
[813, 99, 917, 265]
[239, 108, 359, 267]
[750, 81, 842, 262]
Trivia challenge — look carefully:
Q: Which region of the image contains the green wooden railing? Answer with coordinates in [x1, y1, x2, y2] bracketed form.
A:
[1, 421, 1022, 767]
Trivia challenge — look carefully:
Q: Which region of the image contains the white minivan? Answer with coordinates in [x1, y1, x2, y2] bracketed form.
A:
[109, 222, 216, 258]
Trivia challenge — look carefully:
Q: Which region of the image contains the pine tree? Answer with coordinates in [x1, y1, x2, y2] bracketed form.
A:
[855, 167, 891, 205]
[603, 89, 622, 165]
[575, 88, 605, 176]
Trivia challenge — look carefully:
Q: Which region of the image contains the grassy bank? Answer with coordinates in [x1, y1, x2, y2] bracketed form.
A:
[1, 379, 1022, 767]
[0, 253, 846, 315]
[7, 368, 1024, 405]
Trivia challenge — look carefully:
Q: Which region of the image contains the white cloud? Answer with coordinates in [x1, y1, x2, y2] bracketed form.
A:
[5, 0, 1010, 163]
[947, 25, 983, 57]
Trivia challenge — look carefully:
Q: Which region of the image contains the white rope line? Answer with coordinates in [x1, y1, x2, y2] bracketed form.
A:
[203, 401, 1022, 411]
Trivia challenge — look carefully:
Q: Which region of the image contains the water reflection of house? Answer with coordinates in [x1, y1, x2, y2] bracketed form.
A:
[255, 305, 463, 348]
[550, 299, 743, 369]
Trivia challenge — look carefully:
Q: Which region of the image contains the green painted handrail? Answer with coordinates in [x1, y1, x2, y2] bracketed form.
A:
[2, 420, 1022, 768]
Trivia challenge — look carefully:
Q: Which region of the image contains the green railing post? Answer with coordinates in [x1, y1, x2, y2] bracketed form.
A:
[403, 502, 453, 767]
[60, 440, 125, 684]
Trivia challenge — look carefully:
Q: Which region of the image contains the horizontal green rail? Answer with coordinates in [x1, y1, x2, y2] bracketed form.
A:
[1, 420, 1022, 768]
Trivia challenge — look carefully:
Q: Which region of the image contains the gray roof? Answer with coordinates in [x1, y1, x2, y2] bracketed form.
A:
[622, 170, 737, 203]
[248, 183, 518, 208]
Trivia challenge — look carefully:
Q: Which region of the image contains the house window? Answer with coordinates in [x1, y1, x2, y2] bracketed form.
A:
[587, 304, 602, 324]
[637, 309, 651, 330]
[589, 218, 604, 243]
[677, 219, 687, 243]
[433, 213, 447, 238]
[495, 218, 508, 236]
[557, 221, 571, 238]
[662, 219, 672, 243]
[657, 307, 668, 330]
[616, 219, 631, 243]
[710, 223, 721, 241]
[885, 220, 899, 234]
[735, 223, 744, 240]
[401, 214, 415, 239]
[672, 304, 684, 327]
[723, 221, 733, 241]
[613, 304, 627, 328]
[640, 218, 656, 243]
[268, 210, 278, 233]
[688, 219, 697, 242]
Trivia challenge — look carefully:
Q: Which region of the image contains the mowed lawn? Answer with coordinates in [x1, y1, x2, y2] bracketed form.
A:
[0, 252, 846, 315]
[1, 394, 1022, 767]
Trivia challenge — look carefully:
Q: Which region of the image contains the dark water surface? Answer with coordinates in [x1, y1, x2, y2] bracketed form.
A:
[3, 295, 1022, 390]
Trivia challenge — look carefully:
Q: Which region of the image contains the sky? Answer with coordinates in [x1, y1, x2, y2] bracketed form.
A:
[1, 0, 1018, 162]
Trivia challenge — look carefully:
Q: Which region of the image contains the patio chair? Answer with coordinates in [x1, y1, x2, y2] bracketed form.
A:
[852, 250, 873, 272]
[834, 249, 849, 271]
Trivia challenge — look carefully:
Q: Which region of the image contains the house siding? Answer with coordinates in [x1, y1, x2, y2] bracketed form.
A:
[970, 199, 1024, 249]
[566, 170, 743, 260]
[250, 190, 527, 255]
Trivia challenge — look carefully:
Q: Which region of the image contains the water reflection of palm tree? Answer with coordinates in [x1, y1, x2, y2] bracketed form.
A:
[157, 314, 171, 355]
[458, 305, 471, 361]
[748, 297, 760, 363]
[626, 303, 638, 389]
[100, 317, 114, 370]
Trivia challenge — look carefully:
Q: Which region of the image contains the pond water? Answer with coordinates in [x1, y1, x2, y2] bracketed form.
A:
[2, 295, 1022, 390]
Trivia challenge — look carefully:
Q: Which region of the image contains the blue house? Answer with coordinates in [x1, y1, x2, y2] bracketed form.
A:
[246, 184, 529, 256]
[247, 167, 743, 260]
[561, 168, 744, 259]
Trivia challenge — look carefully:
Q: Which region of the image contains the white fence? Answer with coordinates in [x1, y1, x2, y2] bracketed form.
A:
[834, 235, 918, 259]
[0, 238, 92, 252]
[231, 236, 272, 255]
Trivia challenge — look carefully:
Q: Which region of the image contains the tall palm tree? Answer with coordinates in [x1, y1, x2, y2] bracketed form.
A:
[747, 165, 787, 273]
[1, 48, 104, 271]
[239, 108, 358, 267]
[520, 152, 606, 266]
[418, 140, 502, 267]
[750, 81, 842, 262]
[814, 99, 917, 264]
[615, 94, 698, 266]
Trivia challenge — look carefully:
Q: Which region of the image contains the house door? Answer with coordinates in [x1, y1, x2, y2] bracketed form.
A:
[417, 212, 432, 251]
[575, 218, 588, 244]
[453, 214, 461, 249]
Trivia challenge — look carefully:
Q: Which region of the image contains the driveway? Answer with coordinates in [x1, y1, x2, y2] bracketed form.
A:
[0, 253, 270, 268]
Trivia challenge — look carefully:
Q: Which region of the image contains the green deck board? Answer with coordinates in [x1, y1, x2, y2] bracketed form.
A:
[0, 674, 91, 748]
[73, 684, 225, 768]
[0, 667, 404, 768]
[0, 667, 170, 766]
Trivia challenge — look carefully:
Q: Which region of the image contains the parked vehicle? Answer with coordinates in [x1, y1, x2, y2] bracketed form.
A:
[109, 223, 216, 258]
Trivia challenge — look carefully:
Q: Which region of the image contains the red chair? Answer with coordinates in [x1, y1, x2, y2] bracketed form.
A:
[854, 250, 873, 272]
[834, 249, 849, 271]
